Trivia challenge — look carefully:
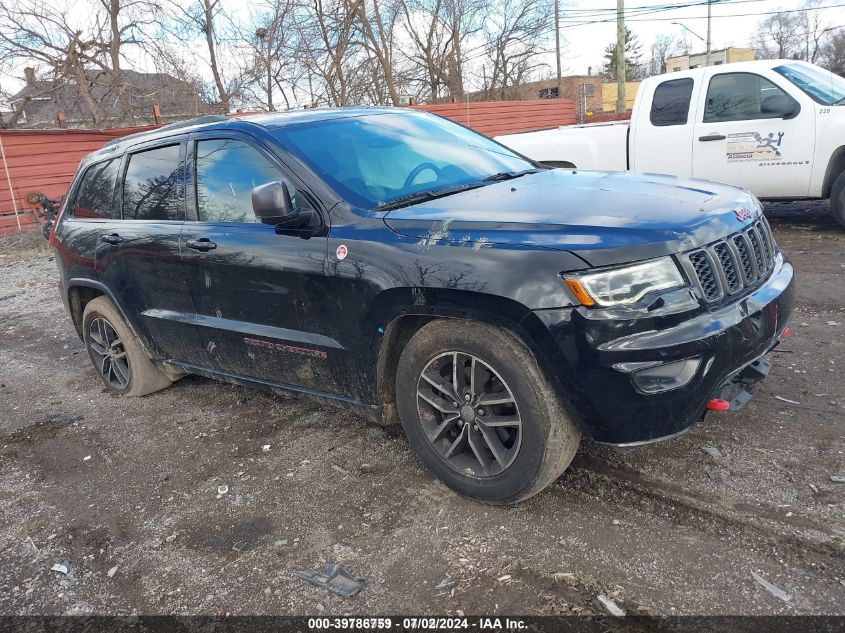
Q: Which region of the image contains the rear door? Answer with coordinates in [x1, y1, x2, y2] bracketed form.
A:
[179, 132, 340, 393]
[630, 75, 698, 176]
[692, 70, 814, 197]
[96, 138, 206, 363]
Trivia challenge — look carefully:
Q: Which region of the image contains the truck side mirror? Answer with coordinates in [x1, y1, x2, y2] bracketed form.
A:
[252, 180, 295, 225]
[762, 94, 800, 120]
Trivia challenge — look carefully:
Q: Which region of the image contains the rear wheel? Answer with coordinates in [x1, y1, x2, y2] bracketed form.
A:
[830, 171, 845, 229]
[396, 319, 581, 504]
[82, 296, 172, 397]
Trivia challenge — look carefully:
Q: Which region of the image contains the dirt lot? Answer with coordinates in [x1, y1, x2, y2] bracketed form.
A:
[0, 206, 843, 617]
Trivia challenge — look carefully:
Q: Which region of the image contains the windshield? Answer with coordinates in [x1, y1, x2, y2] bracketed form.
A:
[272, 111, 536, 209]
[773, 63, 845, 105]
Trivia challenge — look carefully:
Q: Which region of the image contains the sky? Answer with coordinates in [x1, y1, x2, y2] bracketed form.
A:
[556, 0, 845, 75]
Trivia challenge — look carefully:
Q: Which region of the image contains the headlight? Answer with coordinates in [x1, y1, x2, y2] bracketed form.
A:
[563, 257, 685, 307]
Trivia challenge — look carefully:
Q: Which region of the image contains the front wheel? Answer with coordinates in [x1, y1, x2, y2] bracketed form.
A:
[829, 171, 845, 229]
[395, 319, 581, 504]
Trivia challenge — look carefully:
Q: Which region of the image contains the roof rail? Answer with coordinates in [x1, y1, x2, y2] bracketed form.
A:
[103, 114, 230, 147]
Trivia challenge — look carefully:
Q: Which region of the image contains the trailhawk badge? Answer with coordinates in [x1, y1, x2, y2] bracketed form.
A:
[734, 208, 754, 222]
[335, 244, 348, 260]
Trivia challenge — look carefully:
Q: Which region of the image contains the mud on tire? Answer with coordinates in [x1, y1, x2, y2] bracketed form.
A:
[82, 296, 172, 397]
[395, 318, 581, 504]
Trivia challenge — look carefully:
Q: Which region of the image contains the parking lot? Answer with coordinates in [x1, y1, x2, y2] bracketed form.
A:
[0, 205, 843, 617]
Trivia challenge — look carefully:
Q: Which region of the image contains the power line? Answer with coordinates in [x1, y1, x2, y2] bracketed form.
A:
[559, 1, 845, 28]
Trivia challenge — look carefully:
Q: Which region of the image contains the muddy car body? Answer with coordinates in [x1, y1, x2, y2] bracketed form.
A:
[51, 108, 795, 502]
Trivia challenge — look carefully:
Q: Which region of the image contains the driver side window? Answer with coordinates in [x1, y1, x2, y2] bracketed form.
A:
[194, 138, 296, 223]
[704, 73, 794, 123]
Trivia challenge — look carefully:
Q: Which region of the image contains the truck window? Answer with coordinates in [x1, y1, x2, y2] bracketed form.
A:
[70, 159, 119, 219]
[704, 73, 792, 123]
[122, 144, 184, 221]
[650, 78, 694, 126]
[194, 138, 294, 223]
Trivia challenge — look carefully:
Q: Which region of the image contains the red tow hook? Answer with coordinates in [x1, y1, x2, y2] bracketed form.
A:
[707, 398, 731, 412]
[779, 327, 791, 340]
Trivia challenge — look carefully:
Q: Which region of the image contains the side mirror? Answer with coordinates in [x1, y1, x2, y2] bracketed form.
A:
[252, 180, 296, 224]
[761, 94, 800, 120]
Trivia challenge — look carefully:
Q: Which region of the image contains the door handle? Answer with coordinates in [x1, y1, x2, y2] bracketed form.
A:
[100, 233, 123, 245]
[698, 134, 726, 142]
[185, 238, 217, 252]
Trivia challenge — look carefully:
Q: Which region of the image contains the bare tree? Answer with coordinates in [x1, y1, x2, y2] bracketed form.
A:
[240, 0, 300, 110]
[753, 9, 803, 59]
[478, 0, 552, 99]
[649, 34, 678, 76]
[347, 0, 403, 105]
[162, 0, 244, 112]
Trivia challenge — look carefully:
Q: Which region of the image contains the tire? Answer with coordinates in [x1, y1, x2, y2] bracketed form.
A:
[82, 296, 172, 397]
[830, 170, 845, 229]
[396, 319, 581, 504]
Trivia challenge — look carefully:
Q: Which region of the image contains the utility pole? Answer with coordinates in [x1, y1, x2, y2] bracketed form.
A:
[554, 0, 562, 97]
[705, 0, 712, 66]
[616, 0, 625, 113]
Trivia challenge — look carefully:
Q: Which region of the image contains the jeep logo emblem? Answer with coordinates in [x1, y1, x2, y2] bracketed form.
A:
[734, 208, 754, 222]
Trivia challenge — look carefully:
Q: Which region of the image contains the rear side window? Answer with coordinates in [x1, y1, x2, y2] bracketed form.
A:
[650, 78, 694, 126]
[195, 138, 291, 223]
[122, 144, 184, 221]
[71, 159, 119, 219]
[704, 73, 791, 122]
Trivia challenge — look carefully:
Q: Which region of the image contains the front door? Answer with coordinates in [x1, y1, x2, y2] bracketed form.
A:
[179, 134, 339, 393]
[96, 139, 206, 364]
[692, 71, 815, 198]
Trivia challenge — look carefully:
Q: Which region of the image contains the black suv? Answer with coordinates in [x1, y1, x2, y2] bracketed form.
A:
[52, 109, 794, 503]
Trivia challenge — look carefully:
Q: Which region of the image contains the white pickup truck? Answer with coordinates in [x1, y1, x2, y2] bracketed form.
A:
[497, 60, 845, 228]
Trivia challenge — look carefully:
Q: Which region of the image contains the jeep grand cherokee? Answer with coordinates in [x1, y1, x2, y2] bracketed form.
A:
[51, 109, 795, 503]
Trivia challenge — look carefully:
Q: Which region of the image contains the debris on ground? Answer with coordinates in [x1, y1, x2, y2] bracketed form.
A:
[108, 565, 119, 578]
[216, 484, 229, 498]
[82, 455, 91, 461]
[701, 446, 723, 460]
[262, 444, 271, 452]
[751, 570, 792, 602]
[332, 464, 349, 476]
[294, 564, 366, 597]
[435, 576, 454, 590]
[232, 540, 248, 552]
[825, 321, 839, 326]
[774, 396, 800, 405]
[830, 475, 845, 483]
[50, 562, 70, 575]
[596, 594, 625, 616]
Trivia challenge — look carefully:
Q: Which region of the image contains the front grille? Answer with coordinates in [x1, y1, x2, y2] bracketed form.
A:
[682, 218, 777, 304]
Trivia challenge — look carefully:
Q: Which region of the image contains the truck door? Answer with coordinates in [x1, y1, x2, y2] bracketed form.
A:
[692, 71, 814, 197]
[629, 76, 697, 177]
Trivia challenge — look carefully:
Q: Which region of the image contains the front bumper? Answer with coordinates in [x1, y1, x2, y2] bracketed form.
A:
[533, 255, 795, 445]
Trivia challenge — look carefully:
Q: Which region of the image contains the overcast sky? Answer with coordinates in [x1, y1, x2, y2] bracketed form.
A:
[557, 0, 845, 75]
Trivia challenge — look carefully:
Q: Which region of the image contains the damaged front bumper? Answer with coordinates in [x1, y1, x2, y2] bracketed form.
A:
[534, 255, 795, 445]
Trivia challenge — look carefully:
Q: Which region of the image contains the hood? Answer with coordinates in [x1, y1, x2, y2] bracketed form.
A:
[383, 169, 761, 267]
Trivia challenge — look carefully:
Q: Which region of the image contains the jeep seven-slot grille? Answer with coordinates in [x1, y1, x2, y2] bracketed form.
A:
[682, 219, 777, 305]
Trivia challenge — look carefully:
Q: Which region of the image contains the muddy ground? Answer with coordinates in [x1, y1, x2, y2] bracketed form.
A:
[0, 205, 843, 617]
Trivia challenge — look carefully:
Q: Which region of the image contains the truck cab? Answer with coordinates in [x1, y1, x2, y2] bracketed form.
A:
[498, 60, 845, 227]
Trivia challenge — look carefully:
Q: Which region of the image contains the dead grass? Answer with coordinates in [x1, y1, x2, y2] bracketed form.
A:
[0, 229, 51, 263]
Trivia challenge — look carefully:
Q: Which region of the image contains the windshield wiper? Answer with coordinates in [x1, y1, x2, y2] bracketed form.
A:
[482, 168, 542, 182]
[376, 182, 487, 211]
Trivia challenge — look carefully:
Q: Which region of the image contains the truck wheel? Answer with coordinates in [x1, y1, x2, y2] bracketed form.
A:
[82, 296, 172, 397]
[395, 319, 581, 504]
[830, 171, 845, 229]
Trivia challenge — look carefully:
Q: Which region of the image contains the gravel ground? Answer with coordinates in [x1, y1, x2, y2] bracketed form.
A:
[0, 206, 843, 617]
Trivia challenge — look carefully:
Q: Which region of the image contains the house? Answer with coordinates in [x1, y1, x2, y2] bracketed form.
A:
[665, 47, 756, 72]
[7, 68, 212, 128]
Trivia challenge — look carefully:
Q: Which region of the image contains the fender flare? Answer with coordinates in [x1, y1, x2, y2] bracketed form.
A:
[821, 145, 845, 198]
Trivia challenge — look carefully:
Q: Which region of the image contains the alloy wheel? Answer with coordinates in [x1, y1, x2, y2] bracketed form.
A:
[88, 317, 131, 390]
[416, 351, 522, 477]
